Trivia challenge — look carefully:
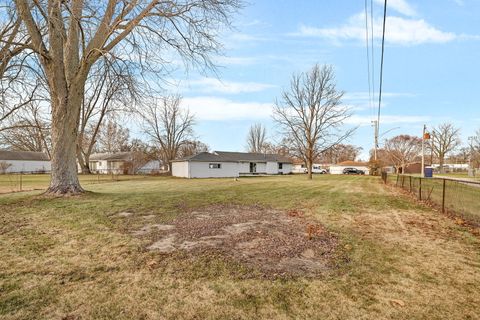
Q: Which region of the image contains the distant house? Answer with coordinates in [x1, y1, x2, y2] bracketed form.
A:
[329, 160, 370, 175]
[171, 151, 293, 178]
[136, 160, 164, 174]
[89, 152, 136, 174]
[292, 160, 329, 174]
[0, 150, 51, 173]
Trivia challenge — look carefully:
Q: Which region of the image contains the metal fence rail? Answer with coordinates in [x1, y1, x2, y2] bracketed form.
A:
[0, 172, 148, 194]
[383, 173, 480, 224]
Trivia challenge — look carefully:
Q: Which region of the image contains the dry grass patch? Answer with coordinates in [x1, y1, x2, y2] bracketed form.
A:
[128, 204, 342, 278]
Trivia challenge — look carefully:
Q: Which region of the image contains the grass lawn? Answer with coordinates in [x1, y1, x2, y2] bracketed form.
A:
[0, 175, 479, 319]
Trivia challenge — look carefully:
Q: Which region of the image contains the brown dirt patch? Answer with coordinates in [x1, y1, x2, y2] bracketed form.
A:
[135, 205, 340, 277]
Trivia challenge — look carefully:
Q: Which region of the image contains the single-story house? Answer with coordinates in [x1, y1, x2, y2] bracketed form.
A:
[0, 150, 51, 173]
[136, 160, 164, 174]
[89, 152, 135, 174]
[329, 160, 370, 175]
[171, 151, 293, 178]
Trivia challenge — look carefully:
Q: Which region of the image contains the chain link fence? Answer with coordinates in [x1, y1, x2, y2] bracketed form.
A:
[383, 173, 480, 224]
[0, 171, 148, 194]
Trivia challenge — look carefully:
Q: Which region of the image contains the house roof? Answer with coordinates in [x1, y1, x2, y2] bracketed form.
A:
[335, 160, 369, 166]
[173, 151, 293, 163]
[90, 152, 133, 161]
[0, 150, 49, 161]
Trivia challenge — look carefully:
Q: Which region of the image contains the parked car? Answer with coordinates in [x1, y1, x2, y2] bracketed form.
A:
[342, 167, 365, 175]
[303, 166, 328, 174]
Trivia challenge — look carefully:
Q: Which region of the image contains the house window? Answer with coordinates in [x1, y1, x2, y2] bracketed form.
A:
[209, 163, 221, 169]
[278, 163, 283, 170]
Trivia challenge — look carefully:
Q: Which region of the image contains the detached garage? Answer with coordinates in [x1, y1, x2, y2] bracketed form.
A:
[172, 151, 292, 178]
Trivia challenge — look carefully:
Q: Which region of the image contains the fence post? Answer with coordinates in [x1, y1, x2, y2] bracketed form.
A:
[442, 179, 446, 213]
[409, 176, 412, 192]
[396, 174, 399, 187]
[419, 177, 422, 200]
[402, 175, 405, 188]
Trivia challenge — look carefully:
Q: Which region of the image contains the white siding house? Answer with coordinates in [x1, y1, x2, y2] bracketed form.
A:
[89, 152, 135, 174]
[171, 151, 293, 178]
[0, 150, 51, 173]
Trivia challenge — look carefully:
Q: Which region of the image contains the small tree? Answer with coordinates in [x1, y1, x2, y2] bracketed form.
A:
[384, 135, 422, 173]
[178, 140, 209, 158]
[430, 123, 461, 173]
[141, 95, 195, 173]
[246, 123, 267, 153]
[273, 64, 355, 180]
[94, 120, 131, 154]
[0, 161, 12, 174]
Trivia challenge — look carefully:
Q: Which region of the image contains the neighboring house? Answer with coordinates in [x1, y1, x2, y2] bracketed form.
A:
[89, 152, 135, 174]
[136, 160, 164, 174]
[292, 161, 329, 174]
[329, 160, 370, 175]
[171, 151, 293, 178]
[0, 150, 51, 173]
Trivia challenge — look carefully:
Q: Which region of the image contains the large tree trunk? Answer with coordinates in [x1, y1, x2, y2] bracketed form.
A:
[439, 155, 445, 173]
[306, 158, 313, 180]
[46, 87, 85, 194]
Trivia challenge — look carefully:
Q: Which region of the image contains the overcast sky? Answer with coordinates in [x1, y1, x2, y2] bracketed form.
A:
[135, 0, 480, 160]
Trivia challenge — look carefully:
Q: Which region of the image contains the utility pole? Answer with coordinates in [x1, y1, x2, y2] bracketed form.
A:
[372, 120, 378, 161]
[468, 136, 474, 177]
[421, 124, 426, 177]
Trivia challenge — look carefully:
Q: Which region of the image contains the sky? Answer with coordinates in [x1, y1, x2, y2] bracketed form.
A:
[140, 0, 480, 160]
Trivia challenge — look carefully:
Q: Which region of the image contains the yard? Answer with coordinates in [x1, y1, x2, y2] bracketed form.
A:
[0, 175, 479, 319]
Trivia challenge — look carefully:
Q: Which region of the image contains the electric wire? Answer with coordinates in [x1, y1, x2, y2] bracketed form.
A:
[377, 0, 387, 138]
[364, 0, 373, 118]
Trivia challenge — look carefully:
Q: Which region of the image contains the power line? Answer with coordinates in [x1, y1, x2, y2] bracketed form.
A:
[364, 0, 373, 116]
[377, 0, 387, 136]
[370, 0, 375, 111]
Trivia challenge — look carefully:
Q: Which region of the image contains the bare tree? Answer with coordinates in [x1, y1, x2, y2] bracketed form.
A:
[0, 5, 41, 131]
[273, 64, 355, 179]
[384, 135, 422, 173]
[0, 102, 51, 155]
[178, 140, 209, 158]
[430, 123, 461, 173]
[321, 144, 362, 164]
[77, 59, 137, 173]
[141, 95, 195, 173]
[94, 119, 130, 154]
[8, 0, 241, 194]
[246, 123, 267, 153]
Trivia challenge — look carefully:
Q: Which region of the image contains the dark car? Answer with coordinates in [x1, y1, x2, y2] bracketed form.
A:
[342, 167, 365, 175]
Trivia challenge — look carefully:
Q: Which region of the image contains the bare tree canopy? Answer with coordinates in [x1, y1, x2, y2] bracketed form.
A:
[94, 119, 131, 154]
[141, 95, 195, 172]
[246, 123, 267, 153]
[384, 135, 422, 173]
[273, 64, 355, 179]
[178, 139, 209, 158]
[77, 58, 138, 173]
[321, 144, 362, 164]
[3, 0, 241, 194]
[430, 123, 461, 172]
[0, 102, 51, 155]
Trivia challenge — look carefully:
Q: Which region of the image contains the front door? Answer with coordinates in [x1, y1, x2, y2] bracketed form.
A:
[249, 162, 256, 173]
